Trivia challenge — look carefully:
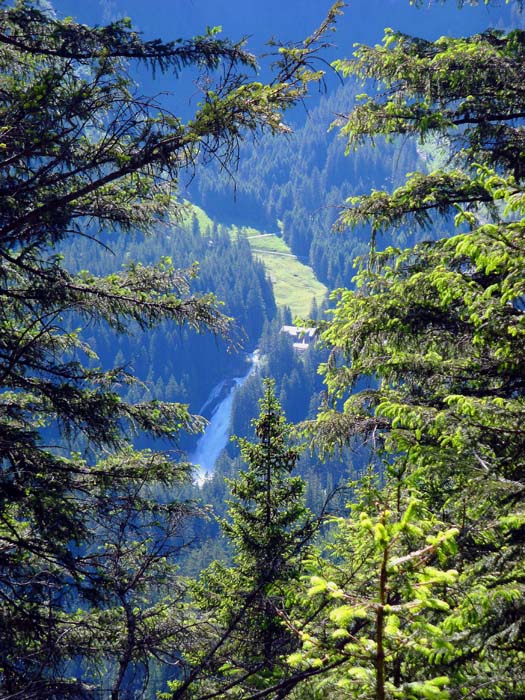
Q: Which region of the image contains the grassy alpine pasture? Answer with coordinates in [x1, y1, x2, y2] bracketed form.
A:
[186, 205, 328, 318]
[242, 229, 327, 318]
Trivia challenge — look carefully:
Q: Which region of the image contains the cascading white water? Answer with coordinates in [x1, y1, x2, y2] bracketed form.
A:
[190, 351, 259, 483]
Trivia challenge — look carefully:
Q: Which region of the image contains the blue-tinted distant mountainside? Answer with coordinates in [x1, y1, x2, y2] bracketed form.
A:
[52, 0, 513, 48]
[50, 0, 516, 107]
[46, 0, 516, 229]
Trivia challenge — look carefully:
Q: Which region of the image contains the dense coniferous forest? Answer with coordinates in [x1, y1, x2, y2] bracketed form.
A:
[0, 1, 524, 699]
[192, 82, 420, 288]
[62, 214, 276, 414]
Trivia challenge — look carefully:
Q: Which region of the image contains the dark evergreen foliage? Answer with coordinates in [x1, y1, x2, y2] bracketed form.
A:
[298, 10, 525, 699]
[0, 0, 340, 696]
[179, 381, 319, 699]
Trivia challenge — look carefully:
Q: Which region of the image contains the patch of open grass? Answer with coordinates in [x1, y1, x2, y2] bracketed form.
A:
[245, 232, 327, 318]
[181, 207, 328, 319]
[180, 203, 214, 232]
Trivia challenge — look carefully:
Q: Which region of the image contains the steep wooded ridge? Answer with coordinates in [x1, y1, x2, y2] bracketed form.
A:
[61, 214, 277, 422]
[192, 80, 421, 289]
[0, 1, 524, 699]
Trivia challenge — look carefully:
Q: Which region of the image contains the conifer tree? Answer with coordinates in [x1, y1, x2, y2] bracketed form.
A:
[182, 380, 318, 699]
[299, 5, 525, 698]
[289, 473, 460, 700]
[0, 2, 343, 696]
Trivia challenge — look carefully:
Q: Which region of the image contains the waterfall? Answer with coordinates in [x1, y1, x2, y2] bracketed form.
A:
[190, 351, 259, 483]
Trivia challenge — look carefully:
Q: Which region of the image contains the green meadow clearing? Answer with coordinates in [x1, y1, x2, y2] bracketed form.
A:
[186, 206, 328, 318]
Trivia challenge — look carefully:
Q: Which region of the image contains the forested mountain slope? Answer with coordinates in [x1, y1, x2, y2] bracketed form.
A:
[192, 81, 421, 288]
[61, 213, 276, 416]
[1, 1, 523, 699]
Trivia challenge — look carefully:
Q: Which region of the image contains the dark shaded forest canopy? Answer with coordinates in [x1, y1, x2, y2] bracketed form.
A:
[0, 0, 524, 699]
[0, 1, 342, 697]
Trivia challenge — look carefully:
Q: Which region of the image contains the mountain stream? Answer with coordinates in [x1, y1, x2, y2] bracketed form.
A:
[189, 351, 259, 483]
